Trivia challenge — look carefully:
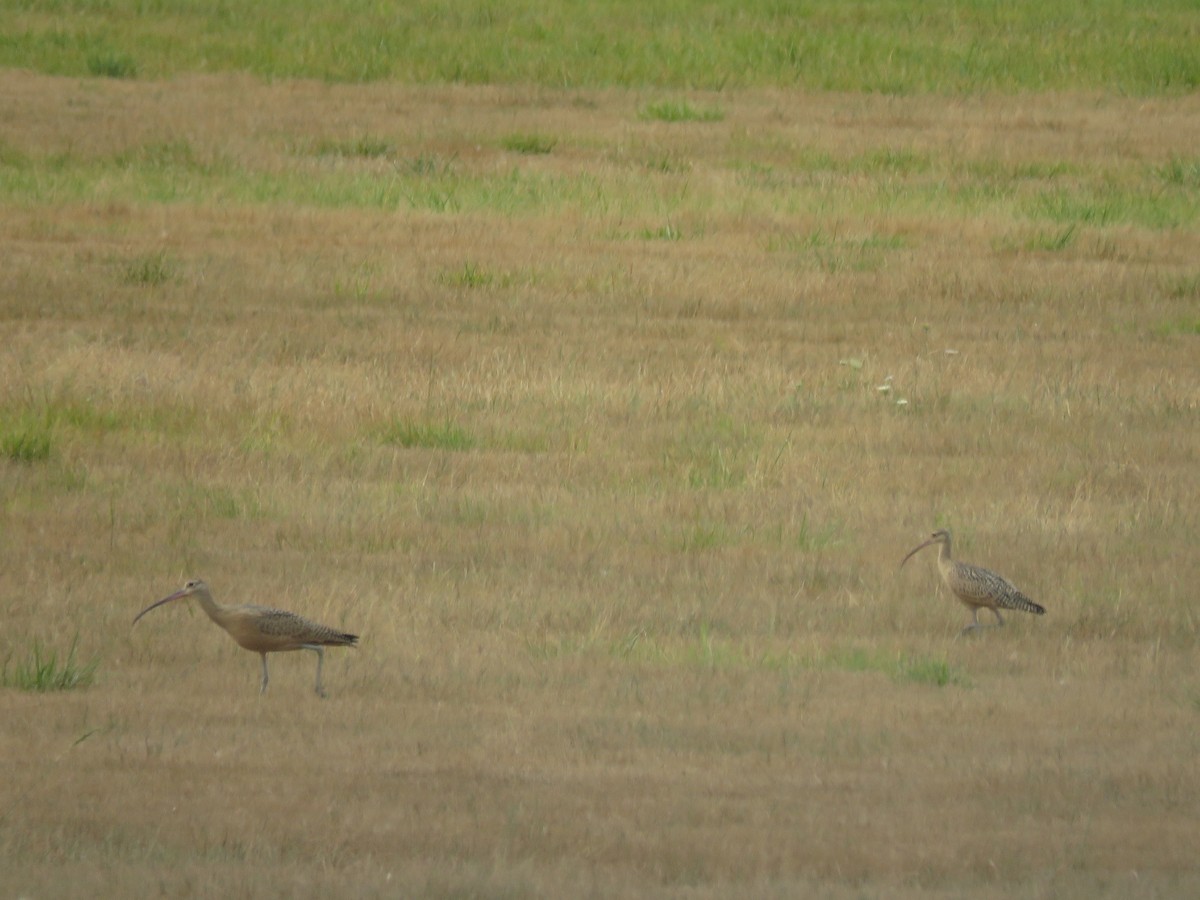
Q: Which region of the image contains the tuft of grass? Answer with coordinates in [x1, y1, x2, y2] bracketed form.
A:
[313, 135, 395, 159]
[1156, 155, 1200, 188]
[793, 514, 840, 552]
[438, 262, 494, 288]
[0, 140, 29, 167]
[87, 50, 138, 79]
[502, 133, 557, 155]
[2, 417, 53, 463]
[639, 100, 724, 123]
[379, 419, 475, 451]
[187, 485, 267, 521]
[1024, 224, 1078, 252]
[1164, 273, 1200, 300]
[3, 635, 98, 692]
[404, 153, 457, 177]
[858, 147, 930, 175]
[122, 251, 175, 286]
[638, 221, 682, 241]
[896, 655, 968, 687]
[814, 648, 969, 688]
[643, 153, 691, 174]
[1152, 319, 1200, 337]
[771, 229, 904, 273]
[1030, 189, 1122, 226]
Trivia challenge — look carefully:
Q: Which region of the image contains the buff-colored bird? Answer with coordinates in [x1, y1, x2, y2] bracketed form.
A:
[901, 529, 1045, 635]
[133, 579, 357, 696]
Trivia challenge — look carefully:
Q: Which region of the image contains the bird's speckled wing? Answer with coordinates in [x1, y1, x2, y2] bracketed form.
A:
[953, 564, 1044, 614]
[951, 564, 1012, 601]
[238, 605, 358, 646]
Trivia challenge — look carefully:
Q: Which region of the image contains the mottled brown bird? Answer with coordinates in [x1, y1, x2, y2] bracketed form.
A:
[133, 579, 358, 696]
[901, 529, 1045, 635]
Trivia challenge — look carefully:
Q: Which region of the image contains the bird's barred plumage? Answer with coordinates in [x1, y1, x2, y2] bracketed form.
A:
[901, 529, 1045, 634]
[132, 579, 358, 696]
[244, 605, 359, 645]
[948, 563, 1046, 616]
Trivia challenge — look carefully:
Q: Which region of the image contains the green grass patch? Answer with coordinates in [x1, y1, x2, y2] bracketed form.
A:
[819, 648, 969, 687]
[122, 251, 175, 286]
[502, 133, 557, 155]
[86, 50, 137, 79]
[637, 222, 682, 241]
[1022, 224, 1078, 253]
[1, 416, 53, 463]
[667, 418, 760, 490]
[643, 153, 691, 174]
[792, 514, 841, 552]
[2, 635, 98, 692]
[403, 153, 457, 177]
[1027, 185, 1197, 230]
[438, 262, 494, 289]
[2, 398, 200, 443]
[895, 656, 964, 687]
[770, 229, 905, 273]
[857, 147, 930, 175]
[639, 100, 724, 123]
[198, 485, 266, 520]
[675, 522, 732, 552]
[1164, 274, 1200, 300]
[3, 139, 1194, 232]
[609, 622, 751, 671]
[538, 629, 966, 686]
[0, 140, 29, 168]
[2, 1, 1197, 94]
[0, 148, 599, 216]
[379, 419, 476, 451]
[1152, 319, 1200, 337]
[311, 135, 395, 159]
[1156, 155, 1200, 188]
[118, 140, 208, 171]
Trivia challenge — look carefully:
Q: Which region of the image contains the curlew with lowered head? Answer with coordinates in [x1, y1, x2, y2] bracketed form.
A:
[133, 579, 358, 696]
[901, 529, 1045, 635]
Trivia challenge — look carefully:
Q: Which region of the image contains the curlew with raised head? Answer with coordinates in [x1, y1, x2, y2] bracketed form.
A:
[133, 579, 358, 696]
[901, 529, 1045, 635]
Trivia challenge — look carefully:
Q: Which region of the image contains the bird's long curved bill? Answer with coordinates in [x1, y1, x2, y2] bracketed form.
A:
[132, 588, 189, 626]
[900, 538, 937, 568]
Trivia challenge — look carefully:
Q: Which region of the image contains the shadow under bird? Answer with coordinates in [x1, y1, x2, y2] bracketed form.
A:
[900, 529, 1045, 635]
[133, 579, 358, 696]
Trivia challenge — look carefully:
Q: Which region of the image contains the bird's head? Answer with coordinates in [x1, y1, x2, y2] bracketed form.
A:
[132, 578, 210, 625]
[900, 529, 951, 568]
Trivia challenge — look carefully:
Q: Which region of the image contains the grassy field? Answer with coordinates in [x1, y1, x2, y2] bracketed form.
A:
[2, 5, 1200, 896]
[3, 0, 1199, 92]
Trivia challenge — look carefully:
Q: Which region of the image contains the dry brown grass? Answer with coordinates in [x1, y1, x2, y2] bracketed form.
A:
[2, 72, 1198, 897]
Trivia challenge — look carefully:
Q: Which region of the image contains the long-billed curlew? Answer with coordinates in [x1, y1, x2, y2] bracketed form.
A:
[133, 579, 358, 696]
[900, 529, 1045, 635]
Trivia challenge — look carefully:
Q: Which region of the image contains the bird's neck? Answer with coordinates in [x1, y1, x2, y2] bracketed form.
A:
[937, 539, 952, 566]
[193, 588, 231, 627]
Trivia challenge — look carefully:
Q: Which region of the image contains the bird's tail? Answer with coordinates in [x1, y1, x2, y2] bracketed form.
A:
[1004, 592, 1045, 616]
[323, 631, 359, 647]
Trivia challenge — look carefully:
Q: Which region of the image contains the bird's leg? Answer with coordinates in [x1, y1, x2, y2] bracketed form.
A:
[311, 646, 327, 698]
[992, 608, 1005, 627]
[259, 653, 270, 695]
[958, 607, 981, 637]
